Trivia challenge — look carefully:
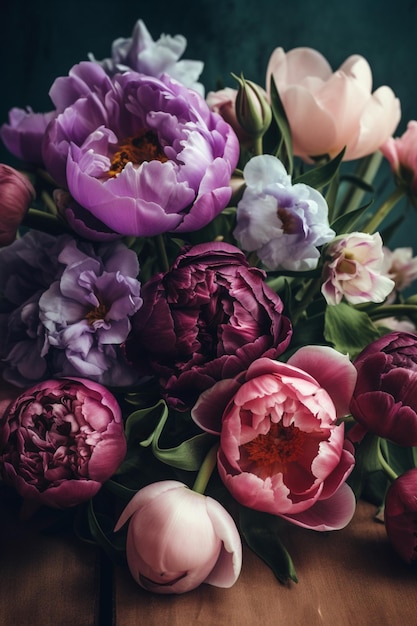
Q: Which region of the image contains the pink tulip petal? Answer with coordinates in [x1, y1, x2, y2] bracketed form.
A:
[203, 496, 242, 587]
[114, 480, 184, 531]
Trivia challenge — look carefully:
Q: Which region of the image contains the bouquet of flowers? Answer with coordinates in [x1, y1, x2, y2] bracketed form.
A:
[1, 18, 417, 593]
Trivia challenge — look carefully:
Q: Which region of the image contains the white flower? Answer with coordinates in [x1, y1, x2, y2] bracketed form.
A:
[233, 154, 335, 271]
[321, 232, 395, 305]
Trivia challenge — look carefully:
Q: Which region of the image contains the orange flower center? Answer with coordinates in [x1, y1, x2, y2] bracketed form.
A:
[85, 302, 108, 324]
[242, 421, 307, 474]
[337, 251, 356, 274]
[108, 130, 168, 177]
[277, 207, 298, 234]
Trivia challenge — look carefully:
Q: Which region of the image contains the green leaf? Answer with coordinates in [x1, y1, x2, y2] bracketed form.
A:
[239, 506, 298, 584]
[330, 201, 373, 235]
[324, 302, 381, 359]
[87, 497, 126, 564]
[269, 76, 293, 175]
[293, 147, 345, 190]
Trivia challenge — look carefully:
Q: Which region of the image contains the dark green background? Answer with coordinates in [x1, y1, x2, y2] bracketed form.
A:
[1, 0, 417, 246]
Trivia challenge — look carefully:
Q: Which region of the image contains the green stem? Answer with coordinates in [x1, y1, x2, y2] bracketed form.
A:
[337, 151, 383, 218]
[377, 437, 398, 482]
[192, 444, 219, 494]
[21, 208, 69, 235]
[363, 187, 404, 234]
[369, 304, 417, 321]
[155, 234, 170, 273]
[252, 136, 263, 156]
[291, 276, 322, 326]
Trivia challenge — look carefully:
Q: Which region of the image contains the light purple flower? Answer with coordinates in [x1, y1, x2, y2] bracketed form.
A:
[42, 67, 239, 237]
[321, 232, 395, 305]
[0, 63, 111, 167]
[0, 232, 142, 387]
[233, 155, 335, 270]
[89, 19, 204, 96]
[381, 246, 417, 293]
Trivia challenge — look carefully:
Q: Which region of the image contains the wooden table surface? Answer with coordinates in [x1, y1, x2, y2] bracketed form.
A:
[1, 487, 416, 626]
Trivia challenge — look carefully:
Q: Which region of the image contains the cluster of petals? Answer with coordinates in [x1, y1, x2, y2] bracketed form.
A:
[115, 481, 242, 594]
[192, 346, 357, 531]
[0, 231, 142, 387]
[0, 378, 126, 508]
[90, 18, 205, 95]
[381, 245, 417, 296]
[266, 47, 400, 162]
[381, 121, 417, 199]
[321, 232, 395, 305]
[350, 332, 417, 446]
[234, 154, 335, 270]
[40, 64, 239, 238]
[124, 241, 292, 410]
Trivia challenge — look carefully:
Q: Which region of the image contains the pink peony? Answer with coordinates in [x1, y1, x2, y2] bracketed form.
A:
[0, 164, 35, 246]
[381, 121, 417, 198]
[321, 232, 395, 305]
[192, 346, 357, 531]
[0, 378, 127, 508]
[114, 480, 242, 594]
[266, 48, 400, 162]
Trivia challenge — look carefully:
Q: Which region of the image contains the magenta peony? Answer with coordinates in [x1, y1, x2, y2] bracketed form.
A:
[350, 332, 417, 446]
[0, 378, 126, 508]
[124, 242, 292, 409]
[266, 47, 400, 162]
[192, 346, 357, 531]
[114, 480, 242, 594]
[385, 468, 417, 564]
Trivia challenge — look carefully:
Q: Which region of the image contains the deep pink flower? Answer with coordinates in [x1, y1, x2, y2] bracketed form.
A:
[192, 346, 357, 531]
[114, 480, 242, 594]
[0, 164, 35, 245]
[0, 378, 126, 508]
[124, 242, 292, 410]
[381, 121, 417, 198]
[350, 332, 417, 446]
[266, 48, 400, 162]
[385, 468, 417, 564]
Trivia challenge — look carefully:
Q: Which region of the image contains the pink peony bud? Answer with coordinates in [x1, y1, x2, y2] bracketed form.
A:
[0, 164, 35, 245]
[385, 468, 417, 564]
[114, 480, 242, 594]
[0, 378, 127, 508]
[321, 232, 395, 305]
[381, 121, 417, 199]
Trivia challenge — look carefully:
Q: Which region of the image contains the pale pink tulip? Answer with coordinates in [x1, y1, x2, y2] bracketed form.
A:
[192, 347, 357, 531]
[266, 48, 400, 162]
[114, 481, 242, 594]
[381, 121, 417, 197]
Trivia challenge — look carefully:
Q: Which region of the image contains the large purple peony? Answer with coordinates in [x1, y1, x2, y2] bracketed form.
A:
[124, 242, 292, 410]
[40, 63, 239, 238]
[0, 231, 142, 387]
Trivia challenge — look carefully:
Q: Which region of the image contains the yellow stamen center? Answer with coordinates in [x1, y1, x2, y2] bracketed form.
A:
[242, 421, 306, 474]
[108, 130, 168, 177]
[85, 302, 108, 325]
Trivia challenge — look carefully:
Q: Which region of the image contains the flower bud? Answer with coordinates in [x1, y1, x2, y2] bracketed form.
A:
[0, 164, 35, 245]
[233, 74, 272, 139]
[114, 480, 242, 594]
[385, 468, 417, 564]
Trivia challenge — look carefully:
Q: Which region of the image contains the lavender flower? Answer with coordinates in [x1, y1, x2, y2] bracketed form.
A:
[0, 232, 142, 387]
[89, 19, 204, 95]
[42, 67, 239, 238]
[233, 155, 335, 270]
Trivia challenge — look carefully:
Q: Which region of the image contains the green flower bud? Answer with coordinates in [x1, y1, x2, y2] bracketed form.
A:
[233, 74, 272, 139]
